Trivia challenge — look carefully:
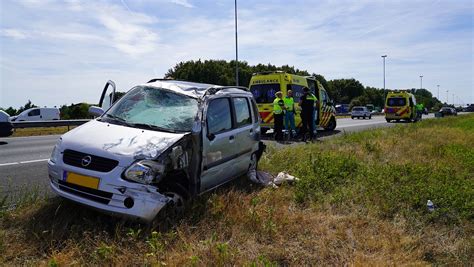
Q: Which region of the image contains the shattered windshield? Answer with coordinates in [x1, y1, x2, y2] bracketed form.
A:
[104, 86, 198, 132]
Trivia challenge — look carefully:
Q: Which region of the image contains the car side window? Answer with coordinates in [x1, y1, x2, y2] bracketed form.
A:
[233, 97, 252, 127]
[28, 109, 40, 116]
[250, 98, 259, 123]
[207, 98, 232, 134]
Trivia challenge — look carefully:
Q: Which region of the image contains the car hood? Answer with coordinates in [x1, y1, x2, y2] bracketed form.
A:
[60, 119, 187, 166]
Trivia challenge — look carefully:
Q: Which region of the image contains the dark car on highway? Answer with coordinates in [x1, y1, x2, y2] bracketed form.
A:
[462, 105, 474, 112]
[439, 107, 457, 117]
[0, 110, 13, 137]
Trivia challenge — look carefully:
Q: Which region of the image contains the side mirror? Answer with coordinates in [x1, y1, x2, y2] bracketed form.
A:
[89, 106, 104, 117]
[207, 133, 215, 141]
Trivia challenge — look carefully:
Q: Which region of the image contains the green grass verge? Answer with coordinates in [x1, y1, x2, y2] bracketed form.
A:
[11, 126, 75, 137]
[1, 114, 473, 265]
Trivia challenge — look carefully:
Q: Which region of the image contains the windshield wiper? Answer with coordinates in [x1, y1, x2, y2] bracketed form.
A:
[130, 123, 177, 133]
[101, 114, 130, 125]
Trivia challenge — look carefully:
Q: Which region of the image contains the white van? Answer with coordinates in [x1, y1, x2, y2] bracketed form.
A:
[11, 107, 60, 121]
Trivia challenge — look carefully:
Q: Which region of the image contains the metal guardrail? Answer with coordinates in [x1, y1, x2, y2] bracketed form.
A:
[12, 119, 90, 130]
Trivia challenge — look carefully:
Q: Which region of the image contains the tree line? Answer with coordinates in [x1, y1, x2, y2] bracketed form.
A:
[166, 59, 443, 111]
[1, 59, 445, 118]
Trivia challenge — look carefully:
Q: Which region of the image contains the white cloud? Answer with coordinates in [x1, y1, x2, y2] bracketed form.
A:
[1, 29, 28, 39]
[97, 15, 159, 57]
[170, 0, 194, 8]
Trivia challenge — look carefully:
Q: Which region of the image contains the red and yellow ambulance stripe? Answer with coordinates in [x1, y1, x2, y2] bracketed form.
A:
[319, 105, 333, 127]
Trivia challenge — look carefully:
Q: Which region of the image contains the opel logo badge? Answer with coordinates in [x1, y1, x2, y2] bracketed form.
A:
[81, 156, 92, 167]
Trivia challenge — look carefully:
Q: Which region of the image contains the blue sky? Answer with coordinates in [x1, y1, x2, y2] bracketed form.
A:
[0, 0, 473, 108]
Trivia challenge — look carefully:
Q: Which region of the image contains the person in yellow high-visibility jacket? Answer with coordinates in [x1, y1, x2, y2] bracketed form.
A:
[284, 90, 296, 138]
[273, 91, 286, 141]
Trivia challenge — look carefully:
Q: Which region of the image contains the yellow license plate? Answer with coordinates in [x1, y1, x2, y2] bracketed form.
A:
[66, 172, 100, 189]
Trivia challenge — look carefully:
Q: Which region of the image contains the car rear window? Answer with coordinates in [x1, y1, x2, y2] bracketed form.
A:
[387, 97, 406, 107]
[353, 107, 363, 111]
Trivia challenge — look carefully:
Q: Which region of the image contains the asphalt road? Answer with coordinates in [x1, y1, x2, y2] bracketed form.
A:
[0, 114, 437, 199]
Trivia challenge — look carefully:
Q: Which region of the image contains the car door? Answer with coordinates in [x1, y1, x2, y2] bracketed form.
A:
[98, 80, 116, 111]
[320, 90, 330, 125]
[27, 108, 41, 121]
[231, 96, 257, 176]
[200, 97, 238, 192]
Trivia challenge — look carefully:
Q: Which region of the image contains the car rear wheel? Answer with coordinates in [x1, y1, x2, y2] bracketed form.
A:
[325, 116, 337, 131]
[363, 115, 366, 119]
[386, 119, 391, 123]
[369, 115, 372, 119]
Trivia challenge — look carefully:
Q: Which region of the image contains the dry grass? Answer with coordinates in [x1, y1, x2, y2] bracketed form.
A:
[11, 126, 75, 137]
[1, 189, 433, 266]
[1, 114, 473, 266]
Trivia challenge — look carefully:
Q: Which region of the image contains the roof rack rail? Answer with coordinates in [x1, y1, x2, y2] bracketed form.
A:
[203, 86, 249, 97]
[147, 78, 174, 83]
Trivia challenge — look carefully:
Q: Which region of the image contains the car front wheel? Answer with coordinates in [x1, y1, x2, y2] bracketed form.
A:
[153, 183, 188, 231]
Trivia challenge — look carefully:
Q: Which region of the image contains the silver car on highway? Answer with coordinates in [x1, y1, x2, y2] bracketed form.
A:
[351, 106, 372, 119]
[48, 79, 263, 223]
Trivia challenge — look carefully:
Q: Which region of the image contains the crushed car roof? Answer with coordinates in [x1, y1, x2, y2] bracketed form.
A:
[143, 80, 221, 98]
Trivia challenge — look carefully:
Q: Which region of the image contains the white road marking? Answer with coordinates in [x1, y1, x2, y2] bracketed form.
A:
[0, 158, 49, 167]
[337, 120, 387, 128]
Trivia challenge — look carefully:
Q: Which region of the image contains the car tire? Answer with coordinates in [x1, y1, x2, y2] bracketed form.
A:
[324, 116, 337, 131]
[386, 119, 391, 123]
[153, 183, 189, 231]
[369, 115, 372, 119]
[351, 116, 354, 119]
[363, 115, 366, 119]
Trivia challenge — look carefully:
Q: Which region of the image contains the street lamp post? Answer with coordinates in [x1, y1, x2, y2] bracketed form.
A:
[234, 0, 239, 86]
[381, 55, 387, 90]
[437, 85, 440, 100]
[446, 90, 449, 104]
[420, 75, 423, 90]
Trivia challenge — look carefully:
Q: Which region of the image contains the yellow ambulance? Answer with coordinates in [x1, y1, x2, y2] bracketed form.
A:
[249, 71, 337, 132]
[384, 90, 418, 122]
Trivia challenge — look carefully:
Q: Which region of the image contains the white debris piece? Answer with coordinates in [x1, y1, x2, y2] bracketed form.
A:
[248, 170, 299, 188]
[274, 172, 300, 185]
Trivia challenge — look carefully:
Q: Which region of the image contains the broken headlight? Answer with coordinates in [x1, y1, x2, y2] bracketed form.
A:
[50, 138, 62, 163]
[124, 160, 165, 184]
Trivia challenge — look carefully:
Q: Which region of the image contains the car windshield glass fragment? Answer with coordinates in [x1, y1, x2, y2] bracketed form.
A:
[387, 97, 406, 107]
[104, 86, 198, 132]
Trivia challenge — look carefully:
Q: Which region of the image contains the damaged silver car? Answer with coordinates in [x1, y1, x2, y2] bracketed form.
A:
[48, 79, 263, 223]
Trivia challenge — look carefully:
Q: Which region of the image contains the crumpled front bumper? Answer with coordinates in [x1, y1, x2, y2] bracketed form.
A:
[48, 159, 170, 222]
